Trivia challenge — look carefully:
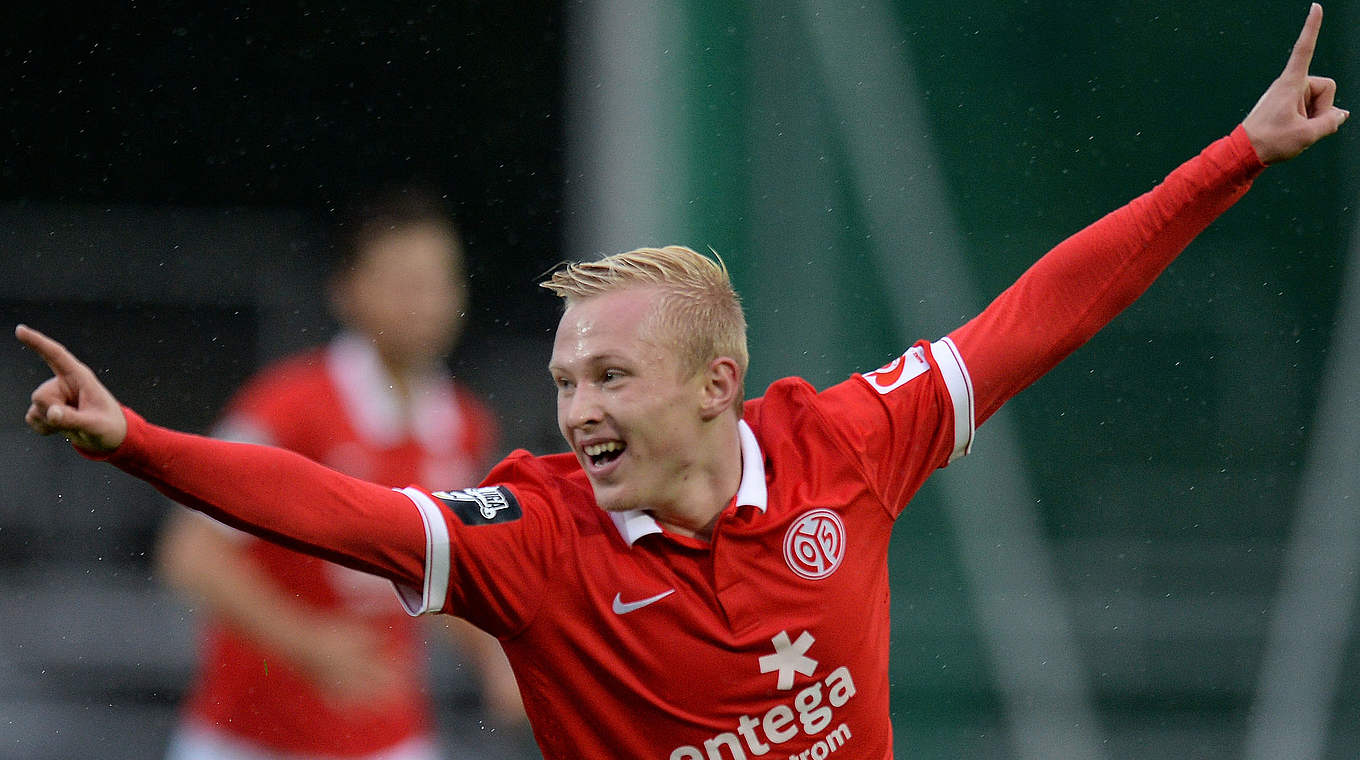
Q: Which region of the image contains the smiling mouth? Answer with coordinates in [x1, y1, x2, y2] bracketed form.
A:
[583, 441, 626, 467]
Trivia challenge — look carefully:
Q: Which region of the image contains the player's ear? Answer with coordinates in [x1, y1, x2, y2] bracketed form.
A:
[698, 356, 741, 421]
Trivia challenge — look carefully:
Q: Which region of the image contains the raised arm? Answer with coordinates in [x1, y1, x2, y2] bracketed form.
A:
[951, 5, 1345, 424]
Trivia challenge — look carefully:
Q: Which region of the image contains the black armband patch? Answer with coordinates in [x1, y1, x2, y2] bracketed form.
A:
[431, 486, 522, 526]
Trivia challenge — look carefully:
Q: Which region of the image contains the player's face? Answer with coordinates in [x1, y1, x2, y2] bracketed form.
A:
[550, 287, 709, 513]
[334, 222, 466, 370]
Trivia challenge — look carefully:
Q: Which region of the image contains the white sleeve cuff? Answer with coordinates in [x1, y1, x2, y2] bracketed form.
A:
[391, 487, 451, 616]
[931, 337, 976, 462]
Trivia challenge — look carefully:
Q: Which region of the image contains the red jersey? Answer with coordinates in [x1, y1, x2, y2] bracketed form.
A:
[105, 128, 1263, 759]
[180, 333, 498, 757]
[393, 338, 967, 759]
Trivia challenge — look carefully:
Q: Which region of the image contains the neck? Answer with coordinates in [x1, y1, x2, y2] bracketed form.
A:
[649, 416, 744, 541]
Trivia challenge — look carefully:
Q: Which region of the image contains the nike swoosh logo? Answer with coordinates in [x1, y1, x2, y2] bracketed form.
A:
[612, 589, 676, 614]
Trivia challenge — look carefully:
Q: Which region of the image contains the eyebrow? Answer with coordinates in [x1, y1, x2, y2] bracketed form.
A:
[548, 352, 630, 374]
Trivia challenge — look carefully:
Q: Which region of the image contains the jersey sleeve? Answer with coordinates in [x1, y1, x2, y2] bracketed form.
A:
[168, 357, 319, 541]
[99, 408, 429, 590]
[806, 337, 974, 517]
[952, 126, 1264, 424]
[171, 414, 276, 545]
[392, 451, 562, 638]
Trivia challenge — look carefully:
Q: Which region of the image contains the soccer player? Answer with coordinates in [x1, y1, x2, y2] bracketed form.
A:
[153, 186, 527, 760]
[17, 6, 1346, 759]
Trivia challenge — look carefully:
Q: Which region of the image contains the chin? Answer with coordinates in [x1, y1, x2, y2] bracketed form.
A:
[593, 495, 635, 513]
[588, 483, 636, 513]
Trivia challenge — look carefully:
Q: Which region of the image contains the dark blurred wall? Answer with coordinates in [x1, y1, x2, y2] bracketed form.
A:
[0, 5, 567, 758]
[1, 1, 567, 338]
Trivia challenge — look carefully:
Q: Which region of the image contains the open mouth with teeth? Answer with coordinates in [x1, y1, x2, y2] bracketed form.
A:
[583, 440, 626, 468]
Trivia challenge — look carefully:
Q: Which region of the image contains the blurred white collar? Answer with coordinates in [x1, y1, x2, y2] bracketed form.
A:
[327, 332, 460, 449]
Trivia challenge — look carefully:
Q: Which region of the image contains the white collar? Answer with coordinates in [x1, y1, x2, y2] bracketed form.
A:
[327, 332, 461, 449]
[608, 419, 767, 546]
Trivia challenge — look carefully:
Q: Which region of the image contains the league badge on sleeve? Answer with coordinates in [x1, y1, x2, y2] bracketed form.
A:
[432, 486, 522, 526]
[860, 346, 930, 395]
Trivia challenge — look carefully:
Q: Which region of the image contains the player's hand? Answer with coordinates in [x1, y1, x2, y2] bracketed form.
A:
[1242, 3, 1348, 165]
[16, 324, 127, 453]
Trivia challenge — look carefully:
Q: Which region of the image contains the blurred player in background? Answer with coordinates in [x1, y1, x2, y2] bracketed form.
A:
[16, 6, 1347, 759]
[155, 186, 528, 760]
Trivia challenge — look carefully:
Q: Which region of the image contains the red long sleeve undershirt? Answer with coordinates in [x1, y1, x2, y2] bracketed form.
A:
[95, 126, 1264, 589]
[951, 125, 1264, 424]
[99, 411, 428, 589]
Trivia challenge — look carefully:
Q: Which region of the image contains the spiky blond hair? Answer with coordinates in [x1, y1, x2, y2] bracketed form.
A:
[541, 245, 749, 395]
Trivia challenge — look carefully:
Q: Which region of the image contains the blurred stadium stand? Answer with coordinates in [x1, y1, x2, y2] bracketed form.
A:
[0, 204, 555, 759]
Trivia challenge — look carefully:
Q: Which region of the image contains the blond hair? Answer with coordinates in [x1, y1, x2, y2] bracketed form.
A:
[541, 245, 749, 392]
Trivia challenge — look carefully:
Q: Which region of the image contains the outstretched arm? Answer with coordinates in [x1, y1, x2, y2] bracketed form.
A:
[951, 5, 1345, 424]
[17, 324, 429, 591]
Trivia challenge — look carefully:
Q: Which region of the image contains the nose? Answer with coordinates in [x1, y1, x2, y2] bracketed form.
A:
[561, 384, 603, 432]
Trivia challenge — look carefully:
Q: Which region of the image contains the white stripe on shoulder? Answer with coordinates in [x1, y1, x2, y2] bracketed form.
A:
[393, 487, 451, 616]
[930, 337, 976, 462]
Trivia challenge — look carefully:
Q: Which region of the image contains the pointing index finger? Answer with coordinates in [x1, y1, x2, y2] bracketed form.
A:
[1284, 3, 1324, 79]
[15, 324, 85, 377]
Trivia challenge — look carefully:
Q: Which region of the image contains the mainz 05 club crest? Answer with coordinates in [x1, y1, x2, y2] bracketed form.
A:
[783, 509, 846, 580]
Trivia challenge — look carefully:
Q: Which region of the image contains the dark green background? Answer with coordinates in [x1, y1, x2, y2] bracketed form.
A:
[659, 1, 1355, 757]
